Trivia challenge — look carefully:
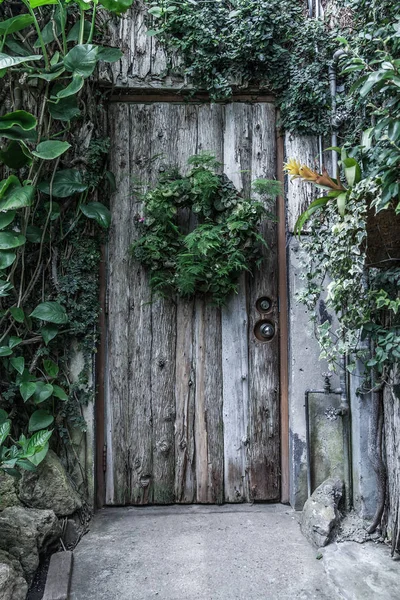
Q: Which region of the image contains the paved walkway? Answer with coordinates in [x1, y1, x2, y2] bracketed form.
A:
[70, 504, 332, 600]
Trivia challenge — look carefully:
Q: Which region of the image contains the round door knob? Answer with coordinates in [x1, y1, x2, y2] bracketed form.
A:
[260, 322, 275, 339]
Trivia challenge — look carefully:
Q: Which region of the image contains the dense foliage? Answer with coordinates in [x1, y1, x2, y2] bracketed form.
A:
[132, 153, 280, 305]
[0, 0, 134, 476]
[145, 0, 335, 135]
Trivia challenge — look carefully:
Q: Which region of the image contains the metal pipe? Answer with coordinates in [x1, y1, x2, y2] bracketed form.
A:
[308, 0, 313, 18]
[329, 49, 348, 177]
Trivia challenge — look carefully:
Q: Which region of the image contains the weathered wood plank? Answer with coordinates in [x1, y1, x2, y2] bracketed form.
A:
[105, 103, 131, 505]
[125, 104, 154, 504]
[174, 299, 196, 503]
[194, 300, 224, 503]
[221, 103, 252, 502]
[248, 103, 280, 501]
[193, 106, 224, 504]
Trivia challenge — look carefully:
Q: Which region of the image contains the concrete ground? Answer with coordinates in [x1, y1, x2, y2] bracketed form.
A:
[69, 505, 400, 600]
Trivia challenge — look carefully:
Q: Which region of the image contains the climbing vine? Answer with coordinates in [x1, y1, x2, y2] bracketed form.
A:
[0, 0, 134, 477]
[132, 153, 280, 306]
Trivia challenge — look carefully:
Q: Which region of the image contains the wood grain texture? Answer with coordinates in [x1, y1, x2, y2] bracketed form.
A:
[106, 101, 281, 505]
[105, 103, 131, 505]
[248, 103, 280, 501]
[383, 365, 400, 547]
[221, 103, 252, 502]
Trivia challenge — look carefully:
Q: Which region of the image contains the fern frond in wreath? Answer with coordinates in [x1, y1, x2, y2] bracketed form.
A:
[131, 153, 280, 306]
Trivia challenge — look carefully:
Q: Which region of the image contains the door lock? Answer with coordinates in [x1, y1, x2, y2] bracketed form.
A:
[260, 322, 275, 339]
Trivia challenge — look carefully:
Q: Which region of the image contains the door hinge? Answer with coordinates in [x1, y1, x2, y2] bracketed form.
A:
[103, 444, 107, 473]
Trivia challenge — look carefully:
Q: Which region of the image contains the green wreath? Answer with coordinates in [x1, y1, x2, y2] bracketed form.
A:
[131, 153, 280, 306]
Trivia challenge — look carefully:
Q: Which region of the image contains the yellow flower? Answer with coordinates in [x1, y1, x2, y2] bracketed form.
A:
[283, 158, 301, 179]
[298, 165, 319, 181]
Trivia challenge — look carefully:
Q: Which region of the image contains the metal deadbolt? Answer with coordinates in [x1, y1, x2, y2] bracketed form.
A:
[260, 322, 275, 340]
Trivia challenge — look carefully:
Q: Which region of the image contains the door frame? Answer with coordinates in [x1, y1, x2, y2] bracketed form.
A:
[95, 93, 289, 508]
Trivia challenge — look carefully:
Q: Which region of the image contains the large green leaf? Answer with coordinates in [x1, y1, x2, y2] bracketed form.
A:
[342, 158, 361, 187]
[0, 409, 8, 424]
[0, 127, 37, 143]
[0, 175, 19, 199]
[66, 21, 91, 43]
[0, 280, 13, 297]
[0, 420, 11, 446]
[26, 429, 52, 456]
[9, 307, 24, 323]
[29, 0, 58, 7]
[0, 111, 37, 132]
[0, 211, 16, 230]
[80, 202, 111, 228]
[40, 324, 58, 345]
[38, 169, 87, 198]
[4, 38, 32, 57]
[0, 232, 26, 249]
[48, 93, 80, 122]
[64, 44, 99, 78]
[28, 410, 54, 433]
[0, 185, 35, 211]
[0, 346, 12, 356]
[20, 381, 36, 402]
[0, 141, 32, 169]
[0, 53, 42, 70]
[97, 47, 123, 63]
[33, 382, 54, 404]
[10, 356, 25, 375]
[359, 70, 394, 97]
[0, 15, 34, 36]
[100, 0, 135, 13]
[0, 251, 16, 269]
[30, 301, 68, 324]
[32, 140, 71, 160]
[52, 384, 68, 401]
[55, 75, 84, 99]
[336, 192, 348, 217]
[33, 12, 61, 47]
[29, 68, 65, 82]
[294, 197, 329, 236]
[43, 359, 59, 378]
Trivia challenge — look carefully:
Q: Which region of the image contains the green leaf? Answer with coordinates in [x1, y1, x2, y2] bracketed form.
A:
[55, 75, 84, 99]
[33, 382, 54, 404]
[99, 0, 135, 14]
[29, 0, 58, 7]
[26, 429, 52, 456]
[10, 307, 24, 323]
[0, 110, 37, 132]
[0, 251, 16, 269]
[0, 232, 26, 250]
[28, 410, 54, 433]
[97, 47, 123, 63]
[0, 127, 37, 143]
[64, 44, 99, 78]
[48, 93, 80, 122]
[0, 141, 32, 169]
[342, 158, 361, 187]
[0, 185, 35, 212]
[0, 53, 42, 70]
[28, 69, 65, 82]
[0, 409, 8, 424]
[32, 140, 71, 160]
[40, 324, 58, 345]
[359, 71, 394, 97]
[38, 169, 87, 198]
[20, 381, 36, 402]
[10, 357, 25, 375]
[336, 192, 347, 217]
[30, 301, 68, 324]
[0, 346, 12, 357]
[80, 202, 111, 228]
[0, 212, 16, 230]
[148, 6, 162, 17]
[26, 225, 42, 244]
[0, 280, 13, 297]
[43, 359, 59, 378]
[66, 21, 91, 43]
[33, 12, 61, 47]
[0, 15, 34, 36]
[27, 443, 49, 466]
[9, 336, 22, 349]
[0, 420, 11, 446]
[0, 175, 19, 199]
[52, 384, 68, 401]
[294, 197, 329, 236]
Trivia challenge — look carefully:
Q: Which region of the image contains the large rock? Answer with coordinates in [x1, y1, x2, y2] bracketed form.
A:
[301, 477, 343, 548]
[0, 550, 27, 600]
[0, 507, 60, 583]
[0, 473, 21, 511]
[18, 450, 82, 516]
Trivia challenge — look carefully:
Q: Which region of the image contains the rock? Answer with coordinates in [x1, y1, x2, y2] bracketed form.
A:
[63, 518, 81, 549]
[0, 550, 27, 600]
[0, 507, 61, 583]
[0, 473, 22, 511]
[301, 477, 343, 548]
[18, 450, 82, 516]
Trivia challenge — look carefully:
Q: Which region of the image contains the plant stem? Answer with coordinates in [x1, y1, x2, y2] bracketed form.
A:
[57, 0, 68, 56]
[88, 1, 98, 44]
[22, 0, 50, 70]
[78, 8, 85, 44]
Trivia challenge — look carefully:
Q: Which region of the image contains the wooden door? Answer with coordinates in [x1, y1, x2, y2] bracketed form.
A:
[105, 101, 280, 505]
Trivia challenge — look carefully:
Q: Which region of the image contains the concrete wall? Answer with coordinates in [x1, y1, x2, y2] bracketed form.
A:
[285, 133, 377, 515]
